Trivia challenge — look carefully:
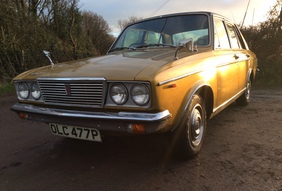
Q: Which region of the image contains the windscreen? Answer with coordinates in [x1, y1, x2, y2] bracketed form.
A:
[110, 14, 209, 51]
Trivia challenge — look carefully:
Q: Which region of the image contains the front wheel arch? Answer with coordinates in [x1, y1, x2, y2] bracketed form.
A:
[173, 84, 213, 132]
[171, 94, 207, 158]
[196, 86, 213, 119]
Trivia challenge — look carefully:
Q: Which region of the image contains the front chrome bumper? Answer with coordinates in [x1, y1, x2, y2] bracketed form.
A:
[11, 103, 172, 134]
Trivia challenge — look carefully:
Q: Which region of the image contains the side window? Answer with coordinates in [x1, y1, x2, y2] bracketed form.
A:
[225, 23, 242, 49]
[214, 19, 230, 49]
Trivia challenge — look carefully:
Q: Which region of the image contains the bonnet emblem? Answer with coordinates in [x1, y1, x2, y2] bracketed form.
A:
[65, 84, 71, 96]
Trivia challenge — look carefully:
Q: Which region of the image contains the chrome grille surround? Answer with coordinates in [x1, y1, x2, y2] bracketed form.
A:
[37, 78, 106, 108]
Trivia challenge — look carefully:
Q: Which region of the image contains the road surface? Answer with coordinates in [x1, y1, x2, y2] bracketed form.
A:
[0, 88, 281, 191]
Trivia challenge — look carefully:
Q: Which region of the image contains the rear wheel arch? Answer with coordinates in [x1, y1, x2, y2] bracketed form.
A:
[250, 70, 255, 84]
[237, 71, 253, 106]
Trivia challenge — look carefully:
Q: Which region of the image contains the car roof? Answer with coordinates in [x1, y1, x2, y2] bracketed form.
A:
[129, 11, 233, 26]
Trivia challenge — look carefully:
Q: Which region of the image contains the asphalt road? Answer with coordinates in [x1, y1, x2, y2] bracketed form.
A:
[0, 89, 282, 191]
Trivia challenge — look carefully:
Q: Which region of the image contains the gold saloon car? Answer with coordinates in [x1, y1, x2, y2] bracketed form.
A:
[11, 12, 257, 158]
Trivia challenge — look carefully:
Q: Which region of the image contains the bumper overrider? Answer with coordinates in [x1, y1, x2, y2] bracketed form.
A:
[11, 103, 172, 135]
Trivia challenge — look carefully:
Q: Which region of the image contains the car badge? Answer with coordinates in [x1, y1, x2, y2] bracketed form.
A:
[65, 84, 71, 96]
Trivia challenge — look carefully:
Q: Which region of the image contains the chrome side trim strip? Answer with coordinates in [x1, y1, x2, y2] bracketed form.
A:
[157, 58, 248, 86]
[213, 88, 245, 113]
[157, 69, 202, 86]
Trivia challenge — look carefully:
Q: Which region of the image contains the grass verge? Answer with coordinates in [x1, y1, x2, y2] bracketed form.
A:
[0, 83, 15, 96]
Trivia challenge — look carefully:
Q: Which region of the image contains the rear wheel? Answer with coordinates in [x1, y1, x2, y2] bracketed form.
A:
[172, 94, 207, 158]
[237, 78, 251, 106]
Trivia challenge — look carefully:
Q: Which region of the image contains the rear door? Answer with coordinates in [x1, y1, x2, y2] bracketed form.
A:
[213, 18, 238, 108]
[225, 23, 250, 92]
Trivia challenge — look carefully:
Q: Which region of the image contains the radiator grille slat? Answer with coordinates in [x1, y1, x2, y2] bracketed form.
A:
[38, 79, 105, 108]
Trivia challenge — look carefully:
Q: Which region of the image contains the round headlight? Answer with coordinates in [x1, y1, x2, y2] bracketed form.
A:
[18, 82, 29, 99]
[31, 83, 41, 100]
[109, 83, 128, 105]
[131, 84, 150, 106]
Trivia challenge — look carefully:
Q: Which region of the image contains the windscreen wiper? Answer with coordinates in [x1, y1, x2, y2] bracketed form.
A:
[109, 47, 136, 52]
[135, 44, 176, 48]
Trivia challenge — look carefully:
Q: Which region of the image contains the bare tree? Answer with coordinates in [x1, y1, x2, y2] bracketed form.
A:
[0, 0, 114, 83]
[117, 16, 143, 32]
[241, 1, 282, 85]
[81, 11, 114, 55]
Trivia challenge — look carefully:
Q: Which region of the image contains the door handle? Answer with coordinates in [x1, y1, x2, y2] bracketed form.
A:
[233, 54, 239, 60]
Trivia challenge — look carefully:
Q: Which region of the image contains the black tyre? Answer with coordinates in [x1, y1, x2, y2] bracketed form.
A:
[172, 94, 207, 158]
[237, 79, 251, 106]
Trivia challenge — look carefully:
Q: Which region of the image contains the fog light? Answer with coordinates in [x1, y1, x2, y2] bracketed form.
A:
[127, 124, 146, 134]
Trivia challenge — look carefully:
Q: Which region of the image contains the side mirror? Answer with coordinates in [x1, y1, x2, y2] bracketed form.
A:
[179, 38, 194, 52]
[43, 50, 54, 66]
[174, 38, 197, 60]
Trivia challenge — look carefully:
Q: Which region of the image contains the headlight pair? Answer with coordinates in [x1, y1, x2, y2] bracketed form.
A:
[17, 82, 41, 100]
[109, 83, 150, 106]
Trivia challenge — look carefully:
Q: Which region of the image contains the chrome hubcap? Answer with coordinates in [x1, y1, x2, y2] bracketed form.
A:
[246, 81, 251, 100]
[189, 104, 204, 147]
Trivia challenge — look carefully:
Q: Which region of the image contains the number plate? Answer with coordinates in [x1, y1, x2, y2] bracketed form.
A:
[49, 123, 102, 142]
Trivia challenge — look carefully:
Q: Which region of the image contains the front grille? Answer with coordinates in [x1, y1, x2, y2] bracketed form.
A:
[37, 78, 106, 108]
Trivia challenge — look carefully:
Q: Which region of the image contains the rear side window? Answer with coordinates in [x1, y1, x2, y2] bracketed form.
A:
[234, 26, 248, 50]
[225, 23, 241, 49]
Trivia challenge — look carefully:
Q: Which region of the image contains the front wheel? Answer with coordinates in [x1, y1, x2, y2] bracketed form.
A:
[172, 94, 207, 158]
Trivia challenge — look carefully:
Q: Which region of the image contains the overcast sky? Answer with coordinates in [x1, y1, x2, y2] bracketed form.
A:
[78, 0, 278, 34]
